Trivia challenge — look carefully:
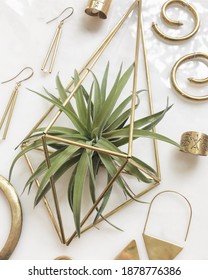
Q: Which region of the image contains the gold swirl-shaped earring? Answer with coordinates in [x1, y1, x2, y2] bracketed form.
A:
[171, 52, 208, 101]
[152, 0, 200, 42]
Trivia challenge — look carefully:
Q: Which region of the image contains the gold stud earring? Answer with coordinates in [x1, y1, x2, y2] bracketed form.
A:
[143, 191, 192, 260]
[171, 52, 208, 101]
[41, 7, 74, 74]
[0, 175, 22, 259]
[152, 0, 200, 42]
[0, 67, 34, 140]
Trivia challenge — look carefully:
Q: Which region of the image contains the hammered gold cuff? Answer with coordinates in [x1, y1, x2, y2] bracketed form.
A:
[85, 0, 112, 19]
[180, 131, 208, 156]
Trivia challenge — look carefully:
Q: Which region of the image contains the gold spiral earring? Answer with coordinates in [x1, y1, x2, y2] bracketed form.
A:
[171, 53, 208, 101]
[152, 0, 200, 42]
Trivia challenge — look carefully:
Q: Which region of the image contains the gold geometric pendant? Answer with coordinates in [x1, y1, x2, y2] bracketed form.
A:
[114, 240, 140, 260]
[143, 234, 183, 260]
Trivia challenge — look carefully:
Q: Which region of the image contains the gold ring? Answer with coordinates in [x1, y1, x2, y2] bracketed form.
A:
[85, 0, 112, 19]
[180, 131, 208, 156]
[0, 175, 22, 259]
[171, 53, 208, 101]
[152, 0, 200, 42]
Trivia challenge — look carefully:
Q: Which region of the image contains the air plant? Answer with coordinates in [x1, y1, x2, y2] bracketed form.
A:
[10, 63, 178, 236]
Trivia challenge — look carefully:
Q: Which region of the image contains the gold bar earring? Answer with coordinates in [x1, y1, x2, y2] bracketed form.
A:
[41, 7, 74, 74]
[0, 67, 34, 140]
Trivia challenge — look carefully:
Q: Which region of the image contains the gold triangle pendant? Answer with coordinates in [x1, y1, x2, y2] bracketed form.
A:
[114, 240, 140, 260]
[143, 234, 183, 260]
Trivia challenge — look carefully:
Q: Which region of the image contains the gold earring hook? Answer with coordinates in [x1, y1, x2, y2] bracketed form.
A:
[143, 190, 192, 260]
[143, 190, 192, 241]
[1, 67, 34, 86]
[152, 0, 200, 42]
[46, 7, 74, 24]
[171, 52, 208, 101]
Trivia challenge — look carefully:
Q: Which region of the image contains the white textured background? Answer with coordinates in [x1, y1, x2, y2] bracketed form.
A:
[0, 0, 208, 260]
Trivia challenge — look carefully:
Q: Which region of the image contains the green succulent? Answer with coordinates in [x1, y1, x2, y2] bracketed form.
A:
[10, 63, 179, 236]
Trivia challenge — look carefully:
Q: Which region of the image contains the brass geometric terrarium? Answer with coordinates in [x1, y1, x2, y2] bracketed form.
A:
[11, 0, 177, 246]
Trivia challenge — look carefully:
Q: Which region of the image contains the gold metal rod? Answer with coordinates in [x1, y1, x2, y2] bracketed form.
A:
[44, 0, 139, 133]
[20, 105, 55, 147]
[141, 16, 161, 179]
[0, 88, 17, 129]
[41, 23, 62, 73]
[22, 0, 138, 140]
[128, 158, 160, 183]
[128, 0, 142, 157]
[66, 159, 128, 245]
[81, 182, 159, 234]
[42, 135, 66, 244]
[2, 91, 18, 140]
[49, 25, 63, 74]
[23, 153, 62, 242]
[1, 86, 19, 140]
[45, 134, 128, 158]
[65, 0, 138, 91]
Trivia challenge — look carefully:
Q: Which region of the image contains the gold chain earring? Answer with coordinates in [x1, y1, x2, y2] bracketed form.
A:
[41, 7, 74, 74]
[152, 0, 200, 42]
[0, 67, 34, 140]
[171, 52, 208, 101]
[143, 191, 192, 260]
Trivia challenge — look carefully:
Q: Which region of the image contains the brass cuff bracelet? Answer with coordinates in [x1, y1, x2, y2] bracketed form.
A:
[85, 0, 112, 19]
[0, 175, 22, 259]
[180, 131, 208, 156]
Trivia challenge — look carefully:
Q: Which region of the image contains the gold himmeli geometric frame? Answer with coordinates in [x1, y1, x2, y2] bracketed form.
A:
[22, 0, 161, 246]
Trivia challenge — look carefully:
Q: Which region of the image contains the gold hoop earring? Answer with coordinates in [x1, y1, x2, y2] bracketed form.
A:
[143, 191, 192, 260]
[85, 0, 112, 19]
[152, 0, 200, 42]
[0, 67, 34, 140]
[0, 176, 22, 259]
[41, 7, 74, 74]
[171, 52, 208, 101]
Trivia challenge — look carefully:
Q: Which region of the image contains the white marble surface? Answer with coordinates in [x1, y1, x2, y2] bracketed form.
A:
[0, 0, 208, 260]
